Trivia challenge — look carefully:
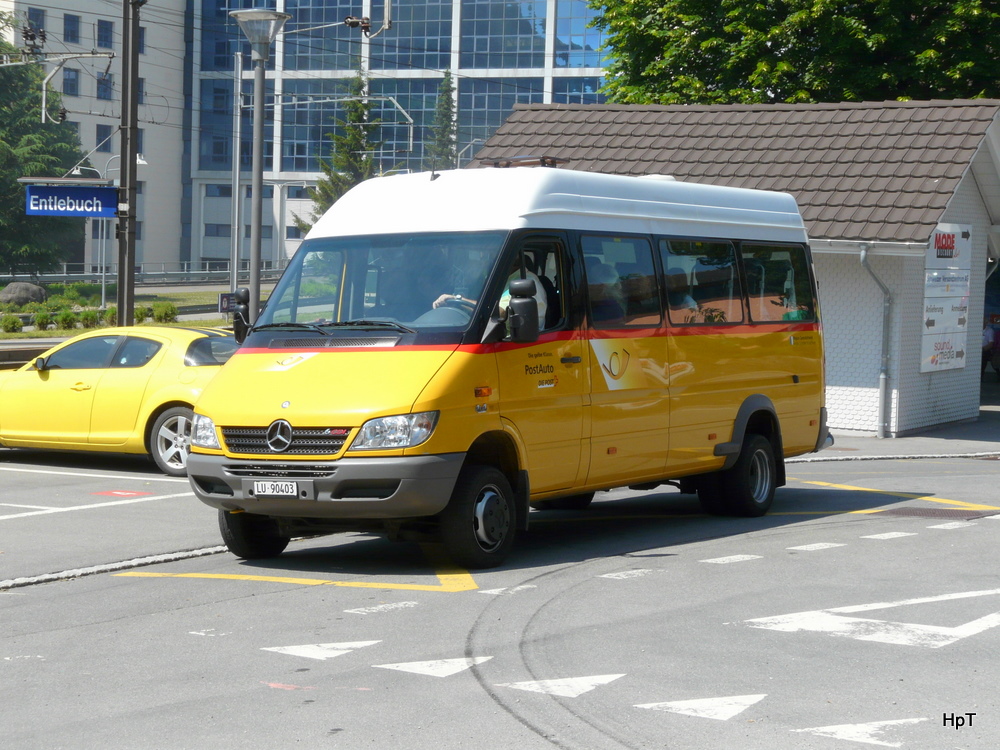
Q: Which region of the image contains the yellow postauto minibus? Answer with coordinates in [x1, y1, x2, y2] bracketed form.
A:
[187, 166, 830, 568]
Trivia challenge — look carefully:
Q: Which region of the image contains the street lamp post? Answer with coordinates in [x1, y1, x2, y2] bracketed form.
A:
[230, 9, 289, 323]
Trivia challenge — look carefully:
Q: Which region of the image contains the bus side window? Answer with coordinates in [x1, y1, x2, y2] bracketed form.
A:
[660, 239, 742, 324]
[581, 235, 659, 328]
[741, 243, 816, 322]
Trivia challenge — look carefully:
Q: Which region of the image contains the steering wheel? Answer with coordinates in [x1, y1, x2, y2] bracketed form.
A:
[443, 296, 475, 310]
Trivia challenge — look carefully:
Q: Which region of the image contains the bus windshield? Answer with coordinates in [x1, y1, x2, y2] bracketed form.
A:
[257, 231, 508, 332]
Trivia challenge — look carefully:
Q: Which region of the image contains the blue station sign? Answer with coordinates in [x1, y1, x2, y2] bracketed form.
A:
[25, 185, 118, 218]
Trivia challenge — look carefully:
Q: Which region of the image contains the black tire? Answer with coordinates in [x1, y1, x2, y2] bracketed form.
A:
[150, 406, 194, 477]
[720, 434, 777, 517]
[218, 510, 289, 559]
[533, 492, 595, 510]
[439, 465, 516, 569]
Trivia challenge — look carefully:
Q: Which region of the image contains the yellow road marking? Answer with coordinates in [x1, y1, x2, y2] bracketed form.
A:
[791, 479, 1000, 512]
[115, 544, 478, 592]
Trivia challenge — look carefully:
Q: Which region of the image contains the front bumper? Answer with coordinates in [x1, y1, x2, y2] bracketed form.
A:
[186, 451, 465, 519]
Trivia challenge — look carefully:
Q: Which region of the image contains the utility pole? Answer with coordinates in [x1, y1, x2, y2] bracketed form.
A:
[116, 0, 146, 325]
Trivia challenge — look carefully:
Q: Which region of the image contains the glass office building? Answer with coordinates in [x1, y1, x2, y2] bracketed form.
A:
[192, 0, 606, 267]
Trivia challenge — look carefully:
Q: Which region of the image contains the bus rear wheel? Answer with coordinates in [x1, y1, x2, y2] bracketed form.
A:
[720, 434, 776, 517]
[439, 464, 515, 569]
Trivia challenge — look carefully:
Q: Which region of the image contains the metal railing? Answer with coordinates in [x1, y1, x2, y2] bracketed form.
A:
[0, 260, 288, 287]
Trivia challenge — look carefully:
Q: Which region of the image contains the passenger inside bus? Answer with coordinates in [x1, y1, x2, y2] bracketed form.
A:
[587, 261, 626, 325]
[666, 267, 699, 323]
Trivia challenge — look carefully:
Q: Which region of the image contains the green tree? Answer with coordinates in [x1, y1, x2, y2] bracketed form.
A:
[590, 0, 1000, 104]
[0, 28, 87, 275]
[294, 67, 382, 233]
[424, 70, 457, 171]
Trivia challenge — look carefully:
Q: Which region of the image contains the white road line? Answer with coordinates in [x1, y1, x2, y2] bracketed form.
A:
[0, 491, 194, 521]
[0, 465, 188, 483]
[787, 543, 846, 551]
[0, 503, 57, 510]
[700, 555, 763, 564]
[861, 532, 917, 540]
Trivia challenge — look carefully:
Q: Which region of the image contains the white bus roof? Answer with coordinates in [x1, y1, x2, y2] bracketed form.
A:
[308, 167, 808, 244]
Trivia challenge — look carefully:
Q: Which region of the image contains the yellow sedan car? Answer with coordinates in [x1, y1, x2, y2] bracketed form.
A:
[0, 326, 238, 476]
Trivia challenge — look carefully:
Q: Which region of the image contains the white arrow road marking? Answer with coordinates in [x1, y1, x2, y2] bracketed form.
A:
[744, 589, 1000, 648]
[600, 569, 652, 579]
[373, 657, 492, 677]
[635, 694, 767, 721]
[344, 601, 419, 615]
[792, 718, 928, 747]
[700, 555, 762, 564]
[261, 641, 380, 661]
[478, 585, 537, 595]
[496, 674, 625, 697]
[927, 521, 975, 529]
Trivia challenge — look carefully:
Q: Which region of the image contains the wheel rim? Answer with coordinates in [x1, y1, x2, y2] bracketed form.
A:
[157, 414, 191, 470]
[748, 448, 772, 504]
[472, 484, 511, 553]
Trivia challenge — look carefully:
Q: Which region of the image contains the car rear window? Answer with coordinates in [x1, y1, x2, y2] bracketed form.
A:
[185, 337, 239, 366]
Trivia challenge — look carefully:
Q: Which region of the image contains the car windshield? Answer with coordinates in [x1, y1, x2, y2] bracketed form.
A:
[257, 231, 507, 332]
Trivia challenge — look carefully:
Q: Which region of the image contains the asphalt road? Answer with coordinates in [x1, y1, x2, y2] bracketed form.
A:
[2, 449, 998, 749]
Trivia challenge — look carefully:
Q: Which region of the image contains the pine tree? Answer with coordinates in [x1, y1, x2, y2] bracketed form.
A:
[424, 70, 457, 171]
[294, 66, 382, 233]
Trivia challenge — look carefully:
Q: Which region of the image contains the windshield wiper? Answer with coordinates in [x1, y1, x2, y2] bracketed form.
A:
[326, 319, 415, 333]
[249, 322, 331, 335]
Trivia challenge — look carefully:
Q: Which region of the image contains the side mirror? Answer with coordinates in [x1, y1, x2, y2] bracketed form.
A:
[506, 278, 539, 343]
[34, 356, 47, 371]
[233, 286, 250, 343]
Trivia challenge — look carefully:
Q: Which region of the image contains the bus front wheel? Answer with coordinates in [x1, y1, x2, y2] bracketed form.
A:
[219, 510, 290, 559]
[440, 465, 515, 569]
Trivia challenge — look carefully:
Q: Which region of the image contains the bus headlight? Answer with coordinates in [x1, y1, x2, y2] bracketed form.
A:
[191, 413, 221, 450]
[350, 411, 438, 450]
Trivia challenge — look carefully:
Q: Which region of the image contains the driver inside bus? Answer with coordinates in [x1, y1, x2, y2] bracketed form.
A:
[433, 255, 547, 321]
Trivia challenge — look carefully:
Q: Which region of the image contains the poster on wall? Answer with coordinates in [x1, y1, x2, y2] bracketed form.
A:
[920, 224, 972, 373]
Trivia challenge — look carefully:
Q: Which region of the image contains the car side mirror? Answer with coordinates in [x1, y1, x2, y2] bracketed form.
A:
[34, 356, 47, 371]
[506, 278, 539, 343]
[233, 286, 251, 343]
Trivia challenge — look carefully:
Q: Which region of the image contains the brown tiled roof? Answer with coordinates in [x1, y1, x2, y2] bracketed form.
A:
[474, 100, 1000, 243]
